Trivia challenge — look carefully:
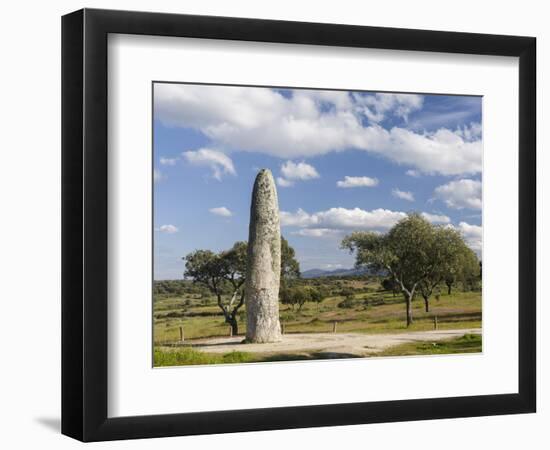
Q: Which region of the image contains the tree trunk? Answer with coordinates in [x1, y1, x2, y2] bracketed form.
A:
[423, 295, 430, 313]
[446, 282, 452, 295]
[227, 315, 239, 336]
[405, 293, 414, 327]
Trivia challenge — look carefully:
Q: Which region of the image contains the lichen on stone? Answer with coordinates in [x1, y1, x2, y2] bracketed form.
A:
[245, 169, 282, 343]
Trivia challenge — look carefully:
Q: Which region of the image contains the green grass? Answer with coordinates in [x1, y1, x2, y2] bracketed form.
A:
[154, 288, 481, 345]
[153, 333, 482, 367]
[374, 333, 482, 357]
[152, 277, 482, 368]
[154, 348, 255, 366]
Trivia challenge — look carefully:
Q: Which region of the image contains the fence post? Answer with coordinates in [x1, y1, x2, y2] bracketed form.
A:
[179, 326, 184, 342]
[281, 323, 285, 335]
[434, 316, 438, 330]
[229, 326, 233, 337]
[333, 321, 337, 333]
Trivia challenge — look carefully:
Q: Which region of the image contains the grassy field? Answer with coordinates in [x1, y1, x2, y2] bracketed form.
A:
[153, 334, 482, 366]
[374, 333, 482, 357]
[154, 277, 481, 343]
[153, 276, 481, 365]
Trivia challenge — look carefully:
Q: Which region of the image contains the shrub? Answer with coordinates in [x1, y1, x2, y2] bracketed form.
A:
[338, 297, 355, 309]
[371, 297, 385, 306]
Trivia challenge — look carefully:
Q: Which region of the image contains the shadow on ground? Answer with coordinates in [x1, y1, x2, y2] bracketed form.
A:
[262, 351, 361, 362]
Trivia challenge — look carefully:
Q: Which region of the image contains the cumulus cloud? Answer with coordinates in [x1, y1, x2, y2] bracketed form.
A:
[281, 207, 407, 231]
[281, 207, 453, 238]
[276, 161, 319, 187]
[456, 122, 482, 141]
[280, 161, 319, 180]
[392, 188, 415, 201]
[157, 224, 178, 234]
[378, 127, 481, 175]
[354, 93, 424, 123]
[421, 212, 451, 224]
[155, 84, 481, 176]
[406, 169, 420, 177]
[276, 177, 294, 188]
[279, 208, 315, 227]
[291, 228, 343, 238]
[457, 221, 482, 254]
[182, 148, 236, 180]
[434, 179, 482, 209]
[336, 176, 379, 188]
[446, 221, 482, 254]
[160, 157, 178, 166]
[209, 206, 233, 217]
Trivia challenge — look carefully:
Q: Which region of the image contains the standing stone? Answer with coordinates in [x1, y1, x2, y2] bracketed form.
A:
[245, 169, 282, 343]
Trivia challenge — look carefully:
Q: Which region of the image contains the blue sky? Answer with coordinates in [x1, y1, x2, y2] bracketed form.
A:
[153, 83, 482, 280]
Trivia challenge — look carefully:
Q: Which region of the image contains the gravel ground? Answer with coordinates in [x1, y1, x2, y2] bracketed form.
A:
[186, 328, 482, 357]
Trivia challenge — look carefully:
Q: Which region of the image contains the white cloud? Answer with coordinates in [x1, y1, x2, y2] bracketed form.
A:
[421, 212, 451, 224]
[354, 93, 424, 123]
[276, 177, 294, 188]
[153, 169, 163, 183]
[182, 148, 236, 180]
[291, 228, 343, 238]
[336, 176, 379, 188]
[157, 224, 178, 234]
[457, 221, 482, 254]
[279, 208, 314, 227]
[377, 127, 482, 175]
[456, 122, 482, 141]
[392, 188, 415, 201]
[160, 157, 178, 166]
[406, 169, 420, 177]
[434, 179, 482, 209]
[281, 207, 453, 238]
[276, 161, 319, 187]
[445, 221, 482, 255]
[281, 207, 407, 231]
[280, 161, 320, 180]
[155, 84, 481, 176]
[209, 206, 233, 217]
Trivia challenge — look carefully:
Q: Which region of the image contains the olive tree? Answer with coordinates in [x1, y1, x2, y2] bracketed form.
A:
[417, 226, 466, 312]
[381, 277, 399, 297]
[458, 247, 481, 291]
[443, 245, 480, 295]
[184, 242, 247, 335]
[280, 237, 301, 288]
[342, 214, 437, 326]
[281, 285, 324, 311]
[343, 213, 479, 326]
[184, 238, 300, 335]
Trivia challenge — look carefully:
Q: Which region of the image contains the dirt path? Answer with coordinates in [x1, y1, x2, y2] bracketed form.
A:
[186, 328, 481, 358]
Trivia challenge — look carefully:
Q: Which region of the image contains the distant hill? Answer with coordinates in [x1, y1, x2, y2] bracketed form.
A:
[301, 267, 374, 279]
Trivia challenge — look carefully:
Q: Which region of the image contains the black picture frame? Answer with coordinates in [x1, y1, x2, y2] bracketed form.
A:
[62, 8, 536, 442]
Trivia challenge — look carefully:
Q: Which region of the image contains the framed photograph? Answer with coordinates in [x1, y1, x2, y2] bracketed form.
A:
[62, 8, 536, 442]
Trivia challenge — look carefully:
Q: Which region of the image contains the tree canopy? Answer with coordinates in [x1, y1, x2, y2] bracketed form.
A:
[183, 238, 300, 334]
[342, 213, 479, 326]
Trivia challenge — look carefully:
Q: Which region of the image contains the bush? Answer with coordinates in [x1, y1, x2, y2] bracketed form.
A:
[338, 297, 355, 309]
[340, 288, 354, 297]
[280, 311, 296, 322]
[371, 297, 385, 306]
